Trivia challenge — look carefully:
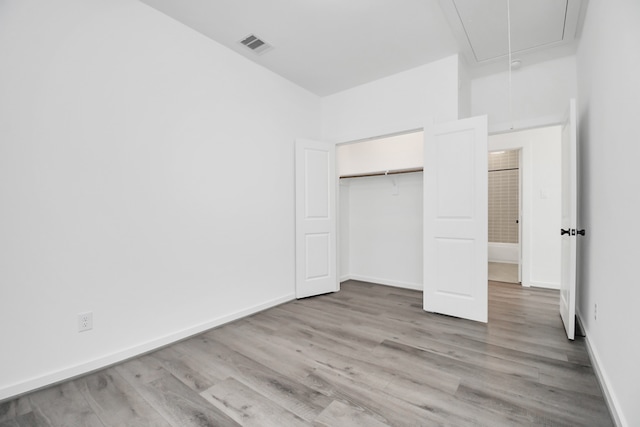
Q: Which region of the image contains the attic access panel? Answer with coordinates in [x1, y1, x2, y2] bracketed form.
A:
[453, 0, 568, 62]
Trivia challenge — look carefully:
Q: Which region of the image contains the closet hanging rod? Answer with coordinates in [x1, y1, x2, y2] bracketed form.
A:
[339, 167, 423, 179]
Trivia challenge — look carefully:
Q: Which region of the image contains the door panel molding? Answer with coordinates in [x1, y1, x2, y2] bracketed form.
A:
[295, 139, 338, 299]
[424, 116, 488, 323]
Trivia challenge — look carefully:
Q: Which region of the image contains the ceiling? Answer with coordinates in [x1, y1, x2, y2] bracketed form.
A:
[139, 0, 587, 96]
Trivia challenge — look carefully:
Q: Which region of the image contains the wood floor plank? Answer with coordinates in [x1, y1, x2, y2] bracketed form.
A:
[27, 381, 102, 427]
[456, 379, 613, 427]
[113, 353, 167, 387]
[138, 372, 241, 427]
[371, 339, 611, 426]
[0, 397, 31, 422]
[381, 374, 526, 426]
[401, 328, 602, 396]
[271, 303, 385, 351]
[313, 400, 391, 427]
[200, 378, 308, 427]
[150, 346, 222, 393]
[175, 335, 333, 422]
[76, 368, 169, 427]
[536, 370, 602, 396]
[207, 324, 315, 382]
[400, 311, 573, 362]
[12, 412, 49, 427]
[386, 334, 541, 381]
[302, 363, 475, 426]
[272, 322, 463, 395]
[227, 307, 463, 402]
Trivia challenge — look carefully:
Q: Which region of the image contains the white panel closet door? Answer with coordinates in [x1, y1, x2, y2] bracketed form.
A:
[423, 116, 488, 323]
[295, 139, 338, 299]
[560, 99, 578, 340]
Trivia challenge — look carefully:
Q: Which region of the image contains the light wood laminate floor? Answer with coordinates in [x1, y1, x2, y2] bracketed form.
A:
[0, 280, 612, 426]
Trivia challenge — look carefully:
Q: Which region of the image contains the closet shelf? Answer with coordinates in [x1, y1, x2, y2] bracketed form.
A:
[339, 167, 423, 179]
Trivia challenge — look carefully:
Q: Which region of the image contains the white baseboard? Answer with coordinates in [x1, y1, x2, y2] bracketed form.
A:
[488, 259, 519, 264]
[339, 274, 350, 283]
[345, 274, 422, 291]
[578, 313, 627, 427]
[0, 293, 295, 402]
[529, 280, 560, 290]
[488, 242, 519, 264]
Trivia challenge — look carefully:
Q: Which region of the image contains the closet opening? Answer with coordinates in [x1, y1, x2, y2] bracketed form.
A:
[329, 115, 489, 322]
[337, 130, 424, 290]
[327, 122, 562, 323]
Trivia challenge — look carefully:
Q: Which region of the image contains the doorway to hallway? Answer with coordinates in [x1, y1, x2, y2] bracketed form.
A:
[488, 149, 521, 284]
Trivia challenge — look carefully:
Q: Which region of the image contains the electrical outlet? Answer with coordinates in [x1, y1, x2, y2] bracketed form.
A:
[78, 312, 93, 332]
[594, 304, 598, 321]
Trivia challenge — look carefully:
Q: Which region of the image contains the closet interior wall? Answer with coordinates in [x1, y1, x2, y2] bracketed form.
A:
[338, 132, 424, 290]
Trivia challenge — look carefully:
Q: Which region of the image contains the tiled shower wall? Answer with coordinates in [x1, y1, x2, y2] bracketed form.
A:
[488, 150, 519, 243]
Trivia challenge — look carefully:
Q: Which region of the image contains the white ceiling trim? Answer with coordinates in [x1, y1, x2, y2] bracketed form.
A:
[438, 0, 586, 74]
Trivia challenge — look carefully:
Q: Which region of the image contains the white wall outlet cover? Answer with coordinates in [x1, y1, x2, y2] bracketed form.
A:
[78, 312, 93, 332]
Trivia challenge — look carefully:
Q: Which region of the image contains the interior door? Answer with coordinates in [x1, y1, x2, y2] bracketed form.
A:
[295, 139, 338, 299]
[560, 99, 578, 340]
[423, 116, 488, 323]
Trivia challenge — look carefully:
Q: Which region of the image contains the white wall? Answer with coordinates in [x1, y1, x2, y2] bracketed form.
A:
[339, 181, 350, 281]
[337, 132, 423, 176]
[0, 0, 320, 400]
[337, 133, 424, 289]
[458, 57, 472, 119]
[322, 55, 460, 143]
[341, 173, 423, 290]
[489, 127, 562, 289]
[576, 1, 640, 425]
[472, 56, 577, 133]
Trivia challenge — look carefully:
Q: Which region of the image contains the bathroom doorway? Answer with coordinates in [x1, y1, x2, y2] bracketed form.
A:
[488, 149, 521, 284]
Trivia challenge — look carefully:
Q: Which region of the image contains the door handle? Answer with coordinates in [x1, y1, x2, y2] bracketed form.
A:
[560, 228, 571, 235]
[577, 229, 586, 236]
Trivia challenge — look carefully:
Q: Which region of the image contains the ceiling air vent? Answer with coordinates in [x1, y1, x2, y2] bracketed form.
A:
[239, 34, 273, 55]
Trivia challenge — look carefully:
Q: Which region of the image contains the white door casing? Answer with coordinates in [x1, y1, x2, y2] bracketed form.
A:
[423, 116, 488, 323]
[295, 139, 338, 299]
[518, 150, 523, 284]
[560, 99, 578, 340]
